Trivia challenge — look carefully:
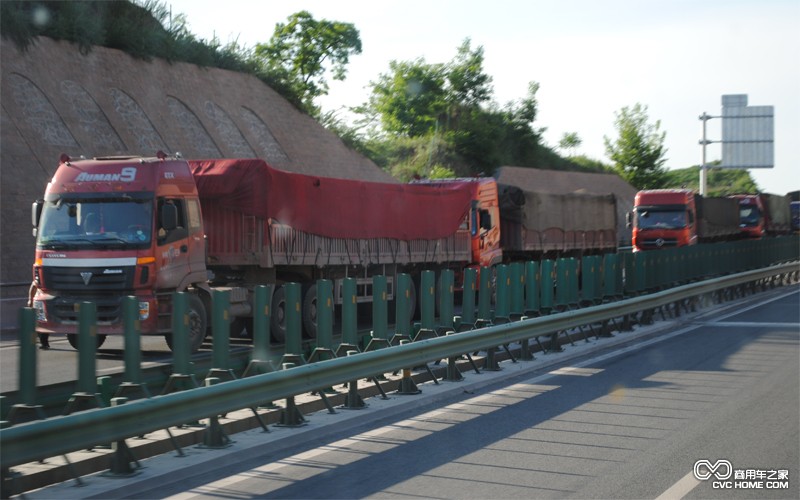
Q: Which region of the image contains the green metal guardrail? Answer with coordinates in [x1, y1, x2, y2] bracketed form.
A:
[1, 258, 796, 470]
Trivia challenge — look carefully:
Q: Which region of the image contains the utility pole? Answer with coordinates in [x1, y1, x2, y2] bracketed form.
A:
[698, 112, 716, 196]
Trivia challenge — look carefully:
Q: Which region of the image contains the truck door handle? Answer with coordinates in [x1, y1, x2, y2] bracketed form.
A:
[180, 244, 188, 253]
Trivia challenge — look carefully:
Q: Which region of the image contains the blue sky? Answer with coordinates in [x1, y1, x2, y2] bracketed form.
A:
[166, 0, 799, 195]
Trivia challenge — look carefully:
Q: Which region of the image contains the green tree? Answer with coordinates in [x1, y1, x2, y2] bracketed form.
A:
[253, 10, 361, 114]
[604, 103, 667, 189]
[558, 132, 582, 157]
[367, 59, 448, 136]
[360, 40, 548, 176]
[446, 39, 493, 109]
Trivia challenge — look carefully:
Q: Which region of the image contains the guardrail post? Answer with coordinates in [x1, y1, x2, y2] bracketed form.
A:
[569, 258, 580, 308]
[209, 289, 234, 380]
[280, 283, 306, 366]
[64, 302, 105, 414]
[7, 308, 46, 425]
[509, 262, 524, 320]
[395, 340, 422, 395]
[540, 259, 554, 314]
[494, 264, 510, 324]
[162, 292, 199, 394]
[603, 254, 618, 300]
[477, 266, 492, 327]
[459, 267, 477, 331]
[555, 258, 570, 311]
[336, 278, 360, 356]
[391, 273, 412, 344]
[105, 397, 141, 476]
[581, 256, 597, 305]
[444, 331, 465, 381]
[340, 351, 366, 409]
[198, 378, 232, 448]
[438, 269, 455, 333]
[419, 270, 436, 334]
[244, 285, 274, 377]
[114, 296, 151, 400]
[276, 363, 307, 427]
[308, 279, 335, 363]
[524, 261, 540, 316]
[365, 275, 391, 351]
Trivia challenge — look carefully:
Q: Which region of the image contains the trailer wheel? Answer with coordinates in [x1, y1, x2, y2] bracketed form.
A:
[271, 286, 287, 343]
[164, 293, 207, 353]
[67, 333, 107, 350]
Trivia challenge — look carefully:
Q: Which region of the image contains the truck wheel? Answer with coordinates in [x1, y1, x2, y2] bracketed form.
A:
[67, 333, 107, 350]
[165, 294, 207, 353]
[271, 286, 287, 343]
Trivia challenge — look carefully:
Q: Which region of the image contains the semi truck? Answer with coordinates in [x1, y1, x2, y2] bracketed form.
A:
[630, 189, 740, 250]
[730, 193, 792, 238]
[30, 154, 499, 351]
[31, 154, 618, 352]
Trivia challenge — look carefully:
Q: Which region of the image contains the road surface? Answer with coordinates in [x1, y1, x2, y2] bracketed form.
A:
[27, 286, 799, 499]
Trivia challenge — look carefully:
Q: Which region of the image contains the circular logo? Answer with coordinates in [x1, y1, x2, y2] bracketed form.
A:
[655, 238, 665, 247]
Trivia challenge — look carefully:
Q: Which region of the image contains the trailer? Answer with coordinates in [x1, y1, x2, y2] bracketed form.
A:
[498, 185, 617, 257]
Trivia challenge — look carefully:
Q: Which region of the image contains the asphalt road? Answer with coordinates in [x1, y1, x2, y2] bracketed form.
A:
[27, 285, 797, 499]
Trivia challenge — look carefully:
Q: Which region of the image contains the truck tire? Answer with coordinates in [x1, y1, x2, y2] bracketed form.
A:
[164, 293, 207, 353]
[67, 333, 107, 350]
[271, 286, 287, 343]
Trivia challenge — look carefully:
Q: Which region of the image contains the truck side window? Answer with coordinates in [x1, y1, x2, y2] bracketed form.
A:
[479, 209, 492, 231]
[157, 198, 189, 245]
[186, 199, 202, 233]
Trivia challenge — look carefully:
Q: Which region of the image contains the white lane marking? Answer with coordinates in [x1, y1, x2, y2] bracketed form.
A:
[655, 470, 701, 500]
[694, 322, 799, 328]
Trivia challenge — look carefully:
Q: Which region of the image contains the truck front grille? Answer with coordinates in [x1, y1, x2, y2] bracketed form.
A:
[640, 238, 679, 249]
[42, 266, 135, 291]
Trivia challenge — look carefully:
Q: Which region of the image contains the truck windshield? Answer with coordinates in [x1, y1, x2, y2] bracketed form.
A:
[636, 209, 687, 230]
[37, 195, 154, 250]
[739, 206, 761, 227]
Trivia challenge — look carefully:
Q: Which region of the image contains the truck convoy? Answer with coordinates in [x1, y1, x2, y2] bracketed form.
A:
[30, 154, 617, 352]
[630, 189, 792, 251]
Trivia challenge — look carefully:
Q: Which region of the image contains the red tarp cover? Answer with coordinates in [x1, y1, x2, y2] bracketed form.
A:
[189, 159, 475, 241]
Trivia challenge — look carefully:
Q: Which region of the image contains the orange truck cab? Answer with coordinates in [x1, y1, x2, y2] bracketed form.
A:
[31, 153, 210, 350]
[411, 177, 503, 286]
[630, 189, 698, 250]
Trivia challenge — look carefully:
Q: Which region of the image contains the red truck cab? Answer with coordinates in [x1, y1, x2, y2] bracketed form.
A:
[631, 189, 697, 250]
[730, 194, 765, 239]
[31, 153, 208, 349]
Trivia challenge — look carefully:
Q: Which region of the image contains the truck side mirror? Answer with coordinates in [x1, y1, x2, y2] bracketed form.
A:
[32, 200, 43, 229]
[625, 211, 632, 228]
[161, 203, 178, 231]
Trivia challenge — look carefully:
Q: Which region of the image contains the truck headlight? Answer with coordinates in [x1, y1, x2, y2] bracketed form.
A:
[138, 301, 150, 320]
[33, 300, 46, 322]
